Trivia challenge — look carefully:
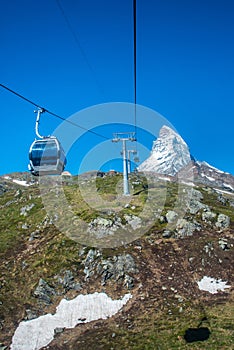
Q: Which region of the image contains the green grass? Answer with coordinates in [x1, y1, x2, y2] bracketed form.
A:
[0, 175, 233, 348]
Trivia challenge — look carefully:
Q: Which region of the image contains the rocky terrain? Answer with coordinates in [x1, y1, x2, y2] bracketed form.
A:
[138, 125, 234, 192]
[0, 171, 233, 349]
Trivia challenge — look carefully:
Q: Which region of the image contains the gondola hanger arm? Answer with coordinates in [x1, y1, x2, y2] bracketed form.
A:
[35, 108, 46, 139]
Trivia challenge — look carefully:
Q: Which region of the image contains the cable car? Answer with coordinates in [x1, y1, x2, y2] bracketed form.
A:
[28, 109, 67, 176]
[28, 137, 66, 176]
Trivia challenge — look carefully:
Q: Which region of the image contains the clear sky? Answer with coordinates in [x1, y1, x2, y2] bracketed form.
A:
[1, 0, 234, 176]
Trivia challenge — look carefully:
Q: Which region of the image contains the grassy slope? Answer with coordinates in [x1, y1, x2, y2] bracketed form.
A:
[0, 174, 233, 349]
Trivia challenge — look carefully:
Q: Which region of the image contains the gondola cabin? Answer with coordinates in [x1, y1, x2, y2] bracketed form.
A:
[28, 137, 66, 176]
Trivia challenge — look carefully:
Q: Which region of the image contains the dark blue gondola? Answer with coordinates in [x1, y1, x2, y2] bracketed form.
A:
[28, 137, 67, 176]
[28, 109, 67, 176]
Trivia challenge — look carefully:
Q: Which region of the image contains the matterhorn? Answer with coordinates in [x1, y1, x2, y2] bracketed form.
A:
[138, 125, 192, 176]
[138, 125, 234, 192]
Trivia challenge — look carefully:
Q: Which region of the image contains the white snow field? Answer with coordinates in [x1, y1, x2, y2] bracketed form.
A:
[197, 276, 231, 294]
[11, 292, 132, 350]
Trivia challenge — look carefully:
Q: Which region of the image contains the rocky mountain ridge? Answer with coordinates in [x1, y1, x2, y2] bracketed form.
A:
[138, 125, 192, 176]
[138, 125, 234, 192]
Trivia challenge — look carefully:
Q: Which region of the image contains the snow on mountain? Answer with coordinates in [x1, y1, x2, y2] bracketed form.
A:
[137, 125, 234, 192]
[138, 125, 192, 176]
[196, 161, 225, 174]
[1, 174, 35, 188]
[11, 292, 131, 350]
[179, 161, 234, 191]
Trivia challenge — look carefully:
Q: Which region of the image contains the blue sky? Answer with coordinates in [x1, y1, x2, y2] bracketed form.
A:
[1, 0, 234, 176]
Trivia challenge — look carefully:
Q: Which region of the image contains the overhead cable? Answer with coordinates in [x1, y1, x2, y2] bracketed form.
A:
[133, 0, 137, 135]
[56, 0, 105, 98]
[0, 83, 109, 140]
[133, 0, 138, 159]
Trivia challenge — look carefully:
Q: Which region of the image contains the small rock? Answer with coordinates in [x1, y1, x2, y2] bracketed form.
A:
[20, 203, 35, 216]
[216, 214, 230, 229]
[29, 230, 40, 241]
[0, 344, 7, 350]
[202, 210, 216, 222]
[217, 195, 227, 205]
[166, 211, 178, 223]
[14, 189, 22, 197]
[25, 309, 37, 320]
[124, 274, 134, 289]
[124, 215, 142, 230]
[159, 215, 167, 224]
[79, 247, 86, 257]
[218, 238, 231, 250]
[162, 230, 173, 238]
[73, 283, 82, 291]
[204, 242, 213, 254]
[21, 224, 29, 230]
[54, 327, 65, 335]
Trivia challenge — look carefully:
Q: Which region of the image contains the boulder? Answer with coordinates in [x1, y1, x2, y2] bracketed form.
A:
[124, 214, 142, 230]
[57, 270, 82, 292]
[83, 251, 137, 289]
[33, 278, 55, 304]
[175, 219, 198, 237]
[88, 217, 123, 239]
[217, 195, 227, 205]
[0, 184, 7, 196]
[202, 210, 216, 222]
[20, 203, 35, 216]
[100, 254, 137, 288]
[215, 214, 230, 229]
[83, 249, 102, 280]
[186, 189, 209, 214]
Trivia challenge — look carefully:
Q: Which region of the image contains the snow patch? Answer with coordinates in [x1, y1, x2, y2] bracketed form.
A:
[197, 276, 231, 294]
[223, 183, 234, 191]
[12, 179, 31, 187]
[180, 180, 195, 187]
[214, 188, 234, 196]
[10, 292, 131, 350]
[3, 176, 32, 187]
[200, 174, 215, 182]
[199, 161, 225, 174]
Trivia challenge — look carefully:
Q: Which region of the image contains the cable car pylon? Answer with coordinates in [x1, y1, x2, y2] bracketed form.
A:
[112, 132, 136, 195]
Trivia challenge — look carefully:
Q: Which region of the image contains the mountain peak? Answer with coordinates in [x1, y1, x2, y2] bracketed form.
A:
[138, 125, 192, 176]
[158, 125, 187, 145]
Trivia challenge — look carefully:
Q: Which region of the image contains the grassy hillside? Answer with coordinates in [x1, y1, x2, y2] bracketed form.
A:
[0, 173, 233, 349]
